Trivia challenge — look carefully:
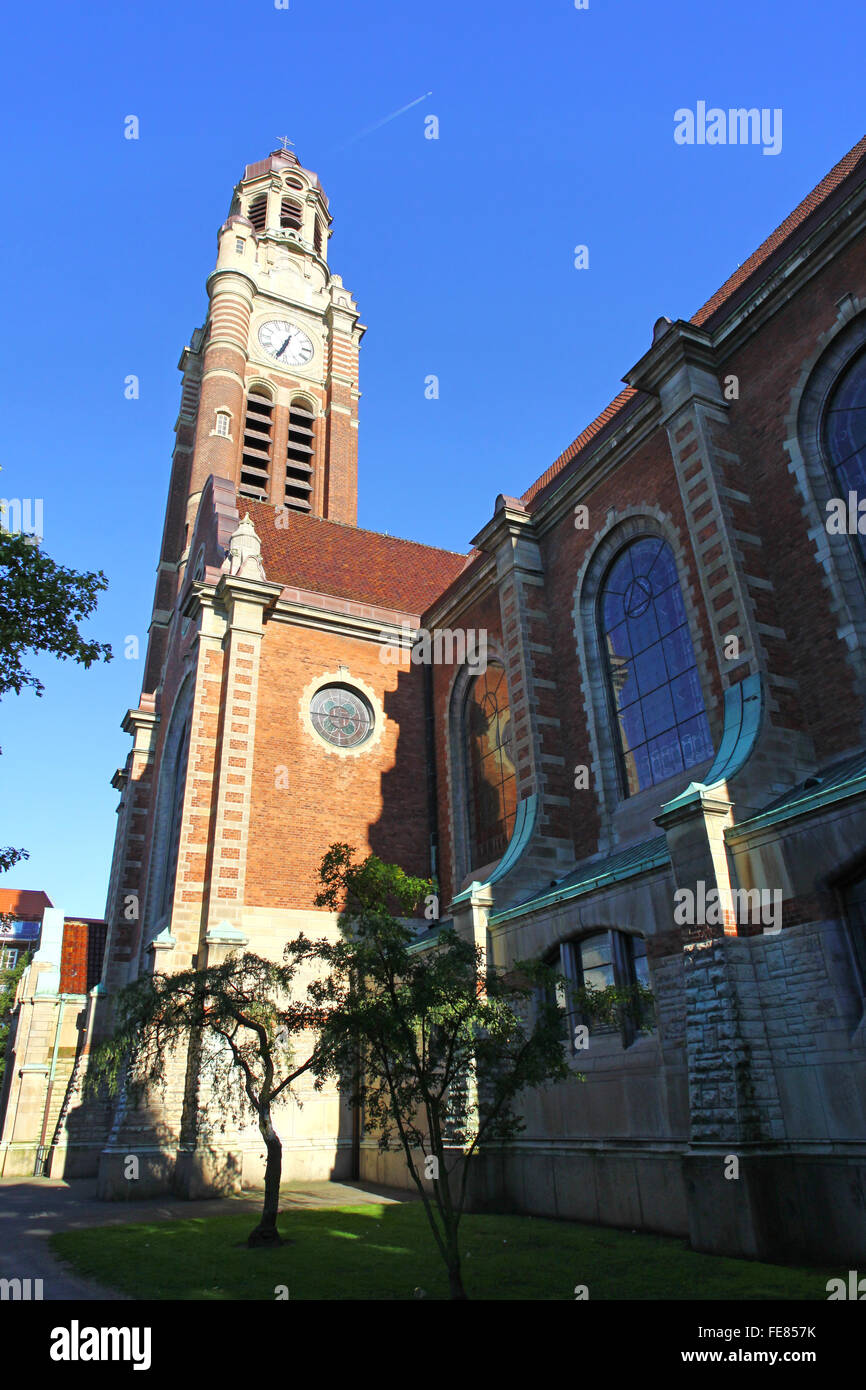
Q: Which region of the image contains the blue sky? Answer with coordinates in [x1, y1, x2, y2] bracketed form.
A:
[1, 0, 863, 915]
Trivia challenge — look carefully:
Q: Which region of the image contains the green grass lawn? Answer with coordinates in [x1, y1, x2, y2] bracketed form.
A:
[49, 1202, 835, 1300]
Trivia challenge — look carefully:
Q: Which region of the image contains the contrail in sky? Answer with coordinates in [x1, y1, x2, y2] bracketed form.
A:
[333, 92, 433, 151]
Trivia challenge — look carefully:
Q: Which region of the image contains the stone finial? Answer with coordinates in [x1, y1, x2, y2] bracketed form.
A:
[221, 513, 266, 580]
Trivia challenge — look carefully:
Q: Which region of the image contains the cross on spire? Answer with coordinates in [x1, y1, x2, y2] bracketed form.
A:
[276, 135, 294, 152]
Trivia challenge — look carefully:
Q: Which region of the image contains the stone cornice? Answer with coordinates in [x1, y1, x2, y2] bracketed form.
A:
[121, 705, 158, 736]
[654, 787, 733, 832]
[121, 703, 159, 756]
[215, 573, 284, 612]
[625, 319, 719, 401]
[471, 497, 536, 556]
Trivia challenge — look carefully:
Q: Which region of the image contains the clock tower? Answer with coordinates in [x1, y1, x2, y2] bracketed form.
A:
[145, 144, 365, 691]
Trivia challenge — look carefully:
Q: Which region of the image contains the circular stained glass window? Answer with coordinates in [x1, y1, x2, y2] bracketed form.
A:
[310, 685, 373, 749]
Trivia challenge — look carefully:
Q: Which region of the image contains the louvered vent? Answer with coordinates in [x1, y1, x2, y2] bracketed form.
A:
[239, 391, 274, 502]
[313, 220, 323, 254]
[284, 400, 314, 512]
[248, 195, 267, 231]
[280, 199, 302, 231]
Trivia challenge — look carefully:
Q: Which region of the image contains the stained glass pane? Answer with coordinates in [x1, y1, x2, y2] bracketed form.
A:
[671, 668, 704, 720]
[600, 539, 714, 795]
[634, 646, 668, 698]
[642, 684, 676, 738]
[826, 412, 866, 466]
[664, 624, 695, 678]
[835, 450, 866, 498]
[648, 728, 685, 783]
[824, 352, 866, 561]
[466, 663, 517, 866]
[654, 582, 687, 635]
[310, 685, 373, 748]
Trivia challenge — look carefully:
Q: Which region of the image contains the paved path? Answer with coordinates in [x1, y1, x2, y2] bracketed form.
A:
[0, 1176, 415, 1301]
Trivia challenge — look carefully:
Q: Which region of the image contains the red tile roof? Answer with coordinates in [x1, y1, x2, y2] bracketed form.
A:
[0, 888, 52, 919]
[521, 133, 866, 509]
[244, 501, 468, 614]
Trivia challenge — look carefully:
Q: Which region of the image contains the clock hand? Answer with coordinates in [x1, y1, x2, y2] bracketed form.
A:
[276, 333, 292, 358]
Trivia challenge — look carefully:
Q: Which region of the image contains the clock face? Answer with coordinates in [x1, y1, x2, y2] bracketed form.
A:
[257, 320, 314, 366]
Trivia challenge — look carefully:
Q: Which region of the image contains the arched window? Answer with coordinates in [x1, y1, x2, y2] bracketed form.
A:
[160, 722, 190, 920]
[214, 409, 231, 439]
[823, 348, 866, 561]
[465, 663, 516, 868]
[600, 538, 713, 796]
[284, 398, 315, 512]
[240, 386, 274, 502]
[553, 929, 653, 1048]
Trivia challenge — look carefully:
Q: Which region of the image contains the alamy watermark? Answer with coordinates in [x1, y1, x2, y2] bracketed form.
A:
[0, 498, 43, 543]
[1, 1277, 43, 1300]
[825, 491, 866, 535]
[674, 103, 782, 157]
[378, 623, 488, 672]
[674, 882, 782, 932]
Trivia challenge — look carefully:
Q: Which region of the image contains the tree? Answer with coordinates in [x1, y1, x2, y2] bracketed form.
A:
[0, 528, 112, 699]
[302, 844, 575, 1300]
[0, 526, 112, 867]
[84, 951, 322, 1247]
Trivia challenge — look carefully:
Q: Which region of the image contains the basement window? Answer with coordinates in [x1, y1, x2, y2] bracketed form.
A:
[551, 930, 654, 1049]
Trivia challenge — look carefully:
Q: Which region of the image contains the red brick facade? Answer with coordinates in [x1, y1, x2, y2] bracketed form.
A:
[90, 139, 866, 1260]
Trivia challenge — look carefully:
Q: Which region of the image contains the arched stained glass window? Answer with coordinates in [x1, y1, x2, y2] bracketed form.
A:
[160, 722, 190, 919]
[824, 350, 866, 559]
[466, 663, 516, 867]
[600, 538, 713, 796]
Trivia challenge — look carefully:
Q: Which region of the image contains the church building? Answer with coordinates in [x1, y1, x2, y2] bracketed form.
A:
[5, 136, 866, 1265]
